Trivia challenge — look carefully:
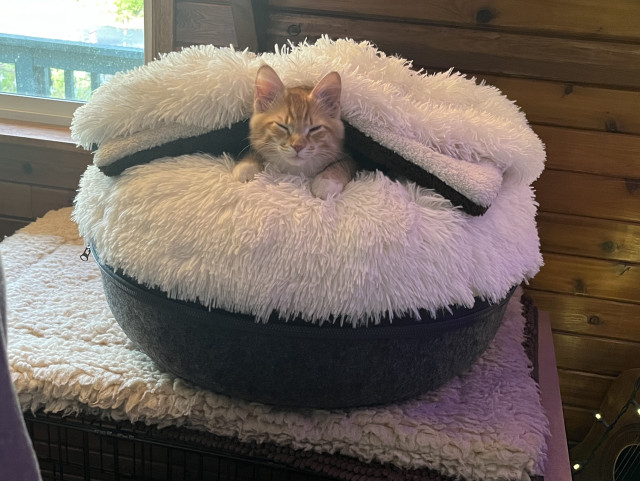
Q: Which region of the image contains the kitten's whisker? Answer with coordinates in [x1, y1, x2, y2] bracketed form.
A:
[237, 144, 252, 156]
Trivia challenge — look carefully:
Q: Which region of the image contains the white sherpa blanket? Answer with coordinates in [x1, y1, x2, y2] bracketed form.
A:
[2, 208, 548, 481]
[71, 37, 545, 209]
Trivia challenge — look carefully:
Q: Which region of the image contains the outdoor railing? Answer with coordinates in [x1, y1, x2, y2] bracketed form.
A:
[0, 32, 144, 100]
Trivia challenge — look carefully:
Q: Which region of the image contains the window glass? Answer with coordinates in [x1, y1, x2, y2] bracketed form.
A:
[0, 0, 144, 102]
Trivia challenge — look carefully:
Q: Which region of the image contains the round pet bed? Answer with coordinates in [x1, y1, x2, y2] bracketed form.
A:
[72, 38, 545, 408]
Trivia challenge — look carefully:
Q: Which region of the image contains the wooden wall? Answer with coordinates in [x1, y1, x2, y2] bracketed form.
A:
[0, 121, 91, 238]
[1, 0, 638, 446]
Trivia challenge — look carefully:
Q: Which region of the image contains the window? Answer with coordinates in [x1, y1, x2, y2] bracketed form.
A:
[0, 0, 147, 126]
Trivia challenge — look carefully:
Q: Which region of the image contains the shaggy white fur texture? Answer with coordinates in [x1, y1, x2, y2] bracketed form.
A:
[1, 208, 548, 481]
[74, 155, 542, 324]
[71, 37, 545, 207]
[71, 37, 544, 324]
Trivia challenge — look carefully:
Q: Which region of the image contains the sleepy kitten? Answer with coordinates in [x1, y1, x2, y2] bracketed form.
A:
[233, 65, 356, 199]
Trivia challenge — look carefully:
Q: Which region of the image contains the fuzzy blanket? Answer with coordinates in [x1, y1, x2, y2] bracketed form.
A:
[1, 208, 548, 481]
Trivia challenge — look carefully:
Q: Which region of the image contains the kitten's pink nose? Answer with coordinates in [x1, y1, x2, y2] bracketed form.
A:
[292, 142, 304, 153]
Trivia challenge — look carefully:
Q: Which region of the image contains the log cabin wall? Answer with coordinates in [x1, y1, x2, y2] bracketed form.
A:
[1, 0, 638, 446]
[0, 122, 92, 238]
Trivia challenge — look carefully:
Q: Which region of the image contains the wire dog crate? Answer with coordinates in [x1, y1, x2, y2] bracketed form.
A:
[24, 411, 338, 481]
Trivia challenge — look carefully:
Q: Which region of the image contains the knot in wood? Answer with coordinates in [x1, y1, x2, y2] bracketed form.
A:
[287, 24, 302, 36]
[21, 162, 33, 175]
[573, 278, 587, 294]
[587, 315, 601, 325]
[600, 240, 616, 254]
[605, 118, 619, 132]
[476, 8, 496, 24]
[625, 178, 640, 194]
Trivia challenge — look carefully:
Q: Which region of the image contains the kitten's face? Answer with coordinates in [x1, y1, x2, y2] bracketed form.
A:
[249, 65, 344, 176]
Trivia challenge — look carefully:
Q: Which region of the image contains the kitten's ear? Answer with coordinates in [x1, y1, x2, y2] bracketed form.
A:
[311, 71, 342, 118]
[254, 65, 285, 113]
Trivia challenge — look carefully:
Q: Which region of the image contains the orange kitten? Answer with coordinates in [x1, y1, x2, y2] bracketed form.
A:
[233, 65, 355, 199]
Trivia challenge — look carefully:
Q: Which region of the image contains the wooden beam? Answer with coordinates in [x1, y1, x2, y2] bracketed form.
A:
[148, 0, 175, 59]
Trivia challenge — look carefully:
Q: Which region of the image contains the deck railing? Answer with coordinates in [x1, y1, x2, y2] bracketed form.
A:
[0, 33, 144, 100]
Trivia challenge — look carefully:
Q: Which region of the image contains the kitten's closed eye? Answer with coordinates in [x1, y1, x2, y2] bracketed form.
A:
[308, 125, 323, 134]
[275, 122, 289, 132]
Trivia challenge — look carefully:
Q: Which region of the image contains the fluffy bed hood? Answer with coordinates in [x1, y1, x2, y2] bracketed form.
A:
[71, 37, 545, 214]
[72, 38, 545, 324]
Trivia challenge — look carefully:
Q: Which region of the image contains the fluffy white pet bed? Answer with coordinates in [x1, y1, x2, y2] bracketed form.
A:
[72, 37, 545, 325]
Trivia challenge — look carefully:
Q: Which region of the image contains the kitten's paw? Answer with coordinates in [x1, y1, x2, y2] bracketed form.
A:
[232, 161, 262, 183]
[311, 176, 345, 199]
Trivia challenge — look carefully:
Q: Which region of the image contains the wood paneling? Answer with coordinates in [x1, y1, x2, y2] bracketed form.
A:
[31, 187, 77, 219]
[175, 2, 236, 46]
[557, 369, 613, 410]
[0, 120, 91, 238]
[553, 332, 640, 376]
[0, 181, 31, 218]
[529, 291, 640, 342]
[537, 213, 640, 263]
[564, 406, 596, 443]
[0, 118, 77, 145]
[529, 253, 640, 302]
[483, 77, 640, 134]
[149, 0, 175, 61]
[0, 144, 90, 190]
[269, 0, 640, 41]
[535, 126, 640, 176]
[174, 0, 258, 49]
[266, 13, 640, 88]
[534, 170, 640, 223]
[230, 0, 259, 50]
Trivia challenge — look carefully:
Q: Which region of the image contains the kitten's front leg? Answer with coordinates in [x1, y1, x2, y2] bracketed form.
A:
[232, 153, 264, 182]
[310, 156, 357, 200]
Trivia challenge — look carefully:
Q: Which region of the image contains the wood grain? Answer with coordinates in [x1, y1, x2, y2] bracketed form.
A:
[149, 0, 175, 59]
[564, 405, 599, 444]
[31, 187, 77, 218]
[231, 0, 259, 50]
[534, 170, 640, 223]
[268, 0, 640, 41]
[535, 126, 640, 177]
[557, 369, 613, 411]
[0, 144, 90, 190]
[530, 253, 640, 303]
[266, 13, 640, 88]
[482, 76, 640, 135]
[553, 332, 640, 376]
[175, 2, 237, 46]
[0, 181, 31, 218]
[537, 212, 640, 263]
[0, 119, 75, 146]
[527, 290, 640, 342]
